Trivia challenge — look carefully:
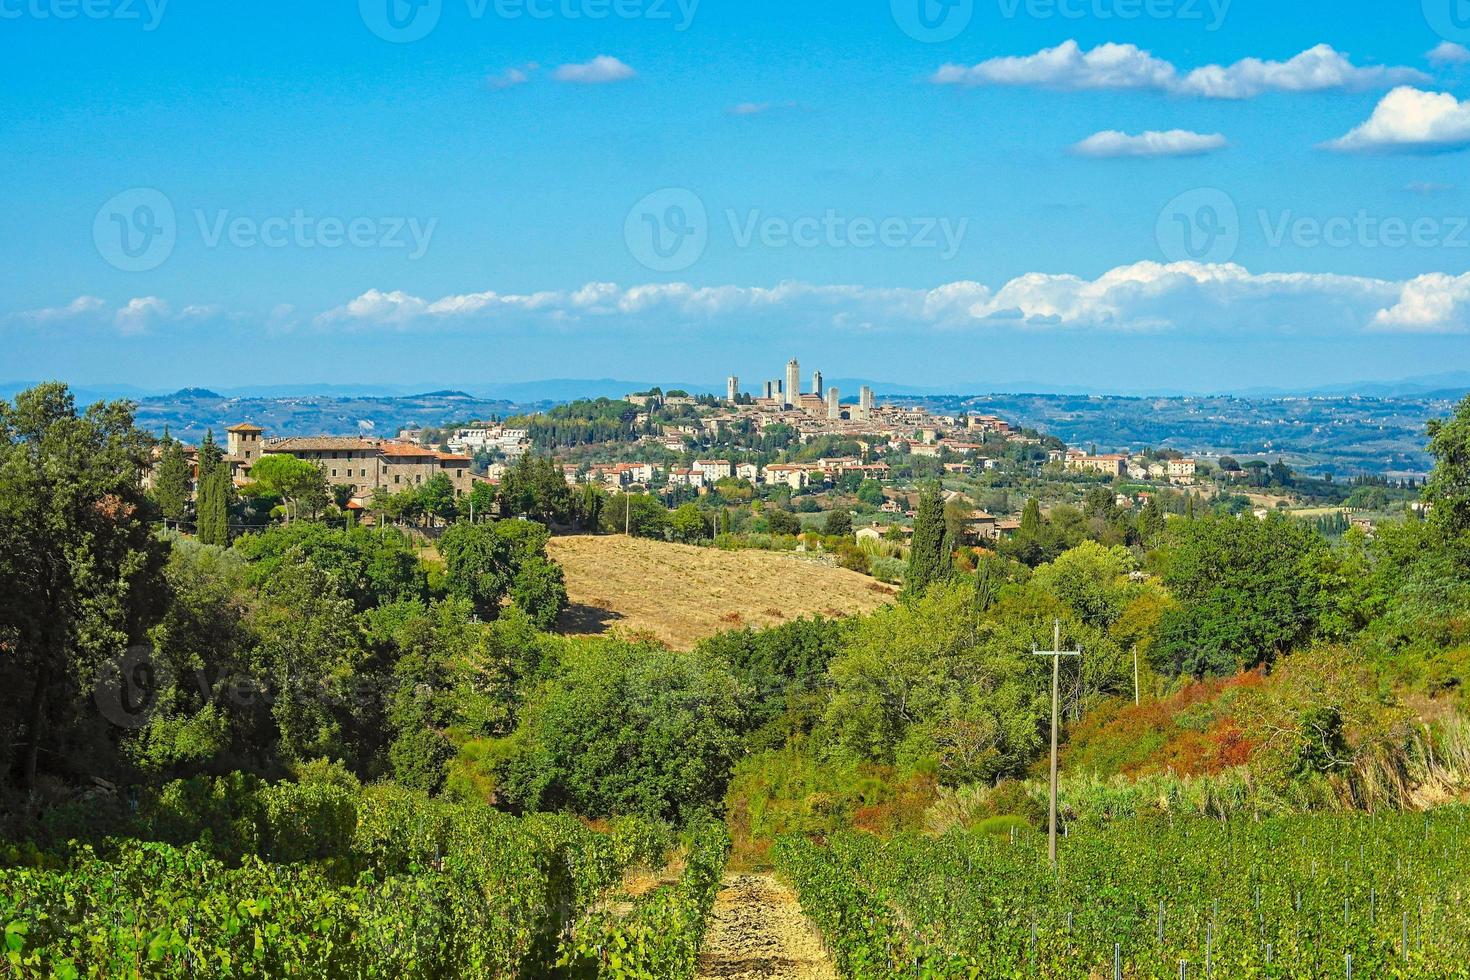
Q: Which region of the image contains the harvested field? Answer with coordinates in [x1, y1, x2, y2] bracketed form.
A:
[546, 534, 896, 650]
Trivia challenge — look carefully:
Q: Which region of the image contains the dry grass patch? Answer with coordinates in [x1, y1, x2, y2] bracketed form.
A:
[546, 535, 896, 650]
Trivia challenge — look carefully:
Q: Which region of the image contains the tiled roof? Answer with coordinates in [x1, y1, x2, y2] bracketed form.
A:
[266, 437, 377, 452]
[377, 442, 437, 457]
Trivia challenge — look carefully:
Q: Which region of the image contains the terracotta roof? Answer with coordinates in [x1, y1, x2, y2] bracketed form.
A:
[265, 437, 378, 453]
[377, 442, 437, 458]
[227, 423, 264, 433]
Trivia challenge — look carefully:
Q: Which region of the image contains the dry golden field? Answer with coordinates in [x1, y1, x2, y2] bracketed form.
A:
[545, 534, 897, 650]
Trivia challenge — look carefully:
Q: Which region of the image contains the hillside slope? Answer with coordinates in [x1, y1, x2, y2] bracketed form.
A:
[547, 535, 896, 649]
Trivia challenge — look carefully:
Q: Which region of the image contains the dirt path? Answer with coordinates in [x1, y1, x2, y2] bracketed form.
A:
[696, 874, 839, 980]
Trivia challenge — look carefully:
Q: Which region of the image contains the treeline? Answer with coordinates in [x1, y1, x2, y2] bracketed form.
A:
[507, 399, 640, 448]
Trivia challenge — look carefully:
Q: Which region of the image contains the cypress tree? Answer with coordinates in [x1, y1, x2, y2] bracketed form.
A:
[973, 554, 998, 613]
[905, 481, 948, 596]
[153, 431, 192, 525]
[194, 434, 233, 547]
[211, 467, 234, 544]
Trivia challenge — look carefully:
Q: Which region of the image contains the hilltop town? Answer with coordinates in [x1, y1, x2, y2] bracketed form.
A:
[138, 356, 1426, 589]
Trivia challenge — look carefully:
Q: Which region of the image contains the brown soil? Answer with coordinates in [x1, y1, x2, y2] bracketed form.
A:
[696, 874, 838, 980]
[546, 535, 896, 650]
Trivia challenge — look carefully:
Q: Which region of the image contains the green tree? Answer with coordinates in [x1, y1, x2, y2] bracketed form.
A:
[856, 479, 885, 507]
[382, 599, 481, 792]
[905, 481, 950, 596]
[467, 480, 497, 523]
[601, 493, 668, 538]
[249, 562, 368, 767]
[417, 472, 458, 526]
[1004, 497, 1045, 566]
[249, 454, 328, 523]
[1425, 393, 1470, 534]
[0, 384, 170, 789]
[698, 617, 851, 747]
[233, 522, 429, 612]
[509, 554, 568, 629]
[194, 430, 230, 545]
[499, 454, 573, 525]
[153, 432, 192, 524]
[824, 509, 854, 537]
[196, 465, 233, 546]
[574, 482, 605, 531]
[817, 582, 1045, 785]
[498, 640, 745, 821]
[439, 519, 565, 624]
[766, 508, 801, 536]
[1155, 513, 1326, 677]
[669, 502, 709, 542]
[1136, 494, 1166, 547]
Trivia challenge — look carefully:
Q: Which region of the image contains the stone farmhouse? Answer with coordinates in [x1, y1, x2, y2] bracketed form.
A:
[225, 426, 473, 499]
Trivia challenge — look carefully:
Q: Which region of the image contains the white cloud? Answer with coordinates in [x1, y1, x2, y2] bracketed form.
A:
[1428, 41, 1470, 66]
[933, 41, 1176, 92]
[7, 296, 236, 334]
[487, 65, 535, 90]
[727, 100, 800, 116]
[12, 295, 107, 323]
[27, 265, 1470, 344]
[1325, 87, 1470, 153]
[1176, 44, 1426, 98]
[553, 56, 636, 85]
[310, 262, 1470, 336]
[1072, 129, 1227, 158]
[932, 42, 1426, 99]
[1373, 272, 1470, 332]
[114, 297, 170, 335]
[1405, 181, 1456, 195]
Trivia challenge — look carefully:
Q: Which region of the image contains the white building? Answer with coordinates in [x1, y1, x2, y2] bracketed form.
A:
[448, 426, 529, 458]
[695, 459, 733, 482]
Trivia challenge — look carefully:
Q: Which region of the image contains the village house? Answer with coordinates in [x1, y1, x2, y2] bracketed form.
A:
[667, 467, 707, 489]
[857, 524, 912, 544]
[735, 462, 762, 482]
[763, 464, 811, 491]
[1065, 453, 1129, 478]
[695, 459, 733, 482]
[1167, 459, 1199, 483]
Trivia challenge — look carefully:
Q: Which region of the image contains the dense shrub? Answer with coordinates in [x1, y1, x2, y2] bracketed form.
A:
[497, 641, 746, 822]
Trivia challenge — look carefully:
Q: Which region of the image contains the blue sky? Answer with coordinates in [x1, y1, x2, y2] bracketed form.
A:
[4, 0, 1470, 393]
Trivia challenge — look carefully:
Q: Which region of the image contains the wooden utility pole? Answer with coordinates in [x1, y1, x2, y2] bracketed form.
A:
[1033, 618, 1080, 868]
[1133, 644, 1140, 706]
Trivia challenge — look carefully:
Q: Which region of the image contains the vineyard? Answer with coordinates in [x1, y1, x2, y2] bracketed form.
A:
[0, 779, 728, 979]
[777, 809, 1470, 979]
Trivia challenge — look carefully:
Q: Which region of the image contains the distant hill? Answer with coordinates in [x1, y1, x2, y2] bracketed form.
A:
[891, 391, 1451, 477]
[130, 391, 533, 443]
